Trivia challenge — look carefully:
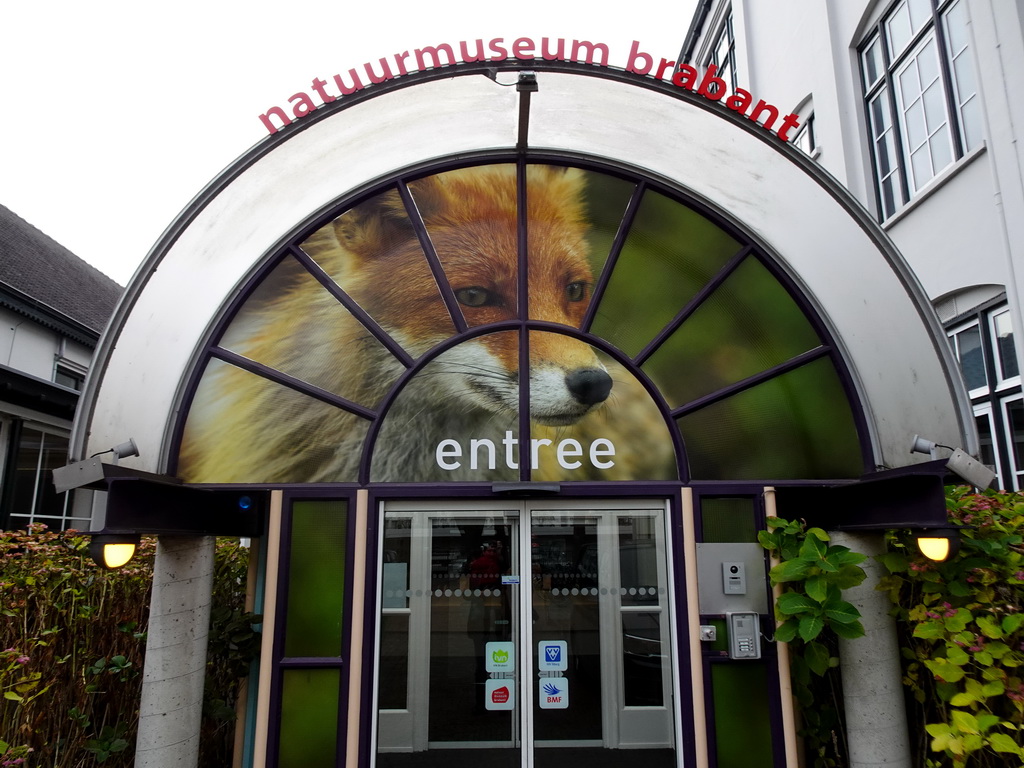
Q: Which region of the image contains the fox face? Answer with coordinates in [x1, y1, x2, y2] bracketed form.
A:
[308, 165, 613, 426]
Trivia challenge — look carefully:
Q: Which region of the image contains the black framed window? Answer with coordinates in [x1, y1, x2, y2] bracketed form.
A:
[1, 419, 84, 531]
[860, 0, 981, 219]
[946, 300, 1021, 490]
[707, 10, 737, 97]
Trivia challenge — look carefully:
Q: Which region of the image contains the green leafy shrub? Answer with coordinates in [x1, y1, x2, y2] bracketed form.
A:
[0, 526, 257, 767]
[759, 516, 868, 768]
[879, 486, 1024, 767]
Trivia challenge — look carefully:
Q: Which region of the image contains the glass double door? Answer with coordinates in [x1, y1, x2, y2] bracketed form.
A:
[375, 500, 678, 768]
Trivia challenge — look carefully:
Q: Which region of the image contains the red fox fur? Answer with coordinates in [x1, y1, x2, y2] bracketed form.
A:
[178, 165, 674, 483]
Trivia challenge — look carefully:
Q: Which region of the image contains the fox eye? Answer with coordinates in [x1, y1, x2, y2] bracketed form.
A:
[566, 281, 587, 302]
[456, 287, 493, 307]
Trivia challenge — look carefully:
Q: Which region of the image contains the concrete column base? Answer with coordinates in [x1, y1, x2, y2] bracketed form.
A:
[135, 536, 215, 768]
[830, 530, 912, 768]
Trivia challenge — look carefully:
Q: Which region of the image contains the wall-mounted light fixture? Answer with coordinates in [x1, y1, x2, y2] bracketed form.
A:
[53, 453, 267, 570]
[89, 532, 142, 570]
[914, 527, 961, 562]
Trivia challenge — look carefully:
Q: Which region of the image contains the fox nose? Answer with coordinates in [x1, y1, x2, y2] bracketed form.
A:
[566, 368, 613, 406]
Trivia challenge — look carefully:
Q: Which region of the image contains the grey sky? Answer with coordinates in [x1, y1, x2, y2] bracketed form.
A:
[0, 1, 695, 284]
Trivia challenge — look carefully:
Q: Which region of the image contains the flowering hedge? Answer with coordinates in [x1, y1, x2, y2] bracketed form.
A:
[879, 487, 1024, 767]
[0, 526, 255, 767]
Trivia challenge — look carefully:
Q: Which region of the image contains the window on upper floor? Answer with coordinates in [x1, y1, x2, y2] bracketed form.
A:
[794, 113, 817, 157]
[706, 9, 737, 98]
[946, 301, 1021, 490]
[860, 0, 982, 219]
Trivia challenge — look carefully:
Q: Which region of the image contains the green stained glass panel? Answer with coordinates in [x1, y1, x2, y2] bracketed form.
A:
[590, 189, 741, 357]
[701, 497, 758, 543]
[677, 358, 862, 480]
[284, 500, 348, 657]
[277, 668, 340, 768]
[643, 256, 823, 408]
[711, 662, 774, 768]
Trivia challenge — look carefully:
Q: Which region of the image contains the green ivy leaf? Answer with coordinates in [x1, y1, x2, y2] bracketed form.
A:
[831, 619, 865, 639]
[952, 710, 980, 735]
[774, 619, 798, 643]
[989, 732, 1023, 755]
[977, 615, 1004, 639]
[805, 575, 829, 603]
[1002, 614, 1024, 634]
[824, 599, 862, 624]
[799, 614, 825, 642]
[777, 592, 819, 615]
[879, 551, 910, 573]
[804, 641, 831, 676]
[769, 559, 813, 583]
[914, 620, 945, 640]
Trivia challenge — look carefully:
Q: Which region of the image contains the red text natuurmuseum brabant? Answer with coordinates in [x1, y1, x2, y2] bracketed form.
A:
[259, 37, 800, 142]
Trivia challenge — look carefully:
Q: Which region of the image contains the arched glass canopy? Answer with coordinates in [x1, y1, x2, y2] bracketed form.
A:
[173, 159, 867, 484]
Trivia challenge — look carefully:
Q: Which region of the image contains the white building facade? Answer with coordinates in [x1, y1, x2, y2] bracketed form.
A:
[682, 0, 1024, 489]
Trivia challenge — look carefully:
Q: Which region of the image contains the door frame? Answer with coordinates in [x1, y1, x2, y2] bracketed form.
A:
[367, 494, 687, 768]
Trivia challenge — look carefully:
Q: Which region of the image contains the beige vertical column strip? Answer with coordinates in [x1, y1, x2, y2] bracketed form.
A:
[251, 490, 284, 768]
[763, 487, 800, 767]
[680, 487, 709, 764]
[346, 489, 370, 767]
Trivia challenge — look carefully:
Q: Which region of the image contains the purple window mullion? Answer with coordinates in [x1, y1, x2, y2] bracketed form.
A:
[518, 160, 531, 482]
[289, 246, 415, 369]
[634, 245, 752, 367]
[396, 181, 468, 334]
[581, 180, 646, 334]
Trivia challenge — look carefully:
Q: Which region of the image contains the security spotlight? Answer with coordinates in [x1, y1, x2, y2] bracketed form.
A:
[909, 436, 995, 489]
[112, 439, 139, 460]
[910, 434, 938, 458]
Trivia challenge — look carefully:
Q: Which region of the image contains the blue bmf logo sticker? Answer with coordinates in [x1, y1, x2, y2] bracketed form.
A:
[538, 640, 567, 671]
[538, 676, 569, 709]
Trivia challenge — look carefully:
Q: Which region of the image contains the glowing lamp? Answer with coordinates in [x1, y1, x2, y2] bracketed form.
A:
[915, 528, 960, 562]
[89, 533, 142, 570]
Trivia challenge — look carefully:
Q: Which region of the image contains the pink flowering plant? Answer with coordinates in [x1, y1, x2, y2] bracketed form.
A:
[879, 486, 1024, 766]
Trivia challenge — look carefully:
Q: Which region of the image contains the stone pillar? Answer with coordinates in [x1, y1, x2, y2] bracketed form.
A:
[135, 536, 216, 768]
[830, 531, 911, 768]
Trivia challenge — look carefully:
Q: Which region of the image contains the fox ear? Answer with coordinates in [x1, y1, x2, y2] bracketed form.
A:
[333, 189, 412, 256]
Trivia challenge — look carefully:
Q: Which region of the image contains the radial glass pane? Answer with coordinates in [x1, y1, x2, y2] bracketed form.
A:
[589, 190, 741, 358]
[284, 500, 348, 657]
[300, 185, 455, 356]
[642, 256, 822, 408]
[676, 357, 862, 480]
[529, 331, 677, 482]
[371, 332, 521, 482]
[178, 359, 370, 483]
[407, 164, 519, 326]
[219, 255, 400, 406]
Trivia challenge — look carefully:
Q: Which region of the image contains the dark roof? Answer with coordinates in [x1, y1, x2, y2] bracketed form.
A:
[0, 203, 123, 340]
